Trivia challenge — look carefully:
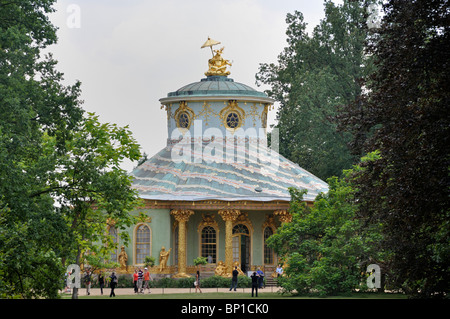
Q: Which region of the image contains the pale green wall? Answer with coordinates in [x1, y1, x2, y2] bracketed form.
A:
[120, 209, 279, 268]
[184, 210, 277, 267]
[119, 208, 171, 266]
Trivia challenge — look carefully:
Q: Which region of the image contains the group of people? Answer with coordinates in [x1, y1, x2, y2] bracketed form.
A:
[133, 267, 153, 294]
[77, 269, 118, 297]
[75, 263, 284, 297]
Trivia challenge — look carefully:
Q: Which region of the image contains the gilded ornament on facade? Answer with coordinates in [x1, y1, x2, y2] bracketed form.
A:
[171, 209, 194, 222]
[274, 210, 292, 223]
[161, 104, 173, 121]
[219, 100, 246, 132]
[247, 103, 260, 127]
[233, 212, 252, 229]
[195, 101, 218, 126]
[262, 214, 277, 231]
[218, 208, 241, 221]
[174, 101, 195, 131]
[261, 104, 273, 128]
[197, 213, 219, 233]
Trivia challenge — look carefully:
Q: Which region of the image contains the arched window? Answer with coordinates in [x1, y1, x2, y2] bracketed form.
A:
[263, 227, 274, 265]
[232, 224, 251, 272]
[135, 224, 151, 264]
[232, 224, 249, 235]
[201, 226, 217, 263]
[108, 226, 118, 262]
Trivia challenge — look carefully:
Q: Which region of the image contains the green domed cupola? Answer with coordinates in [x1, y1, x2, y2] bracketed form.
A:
[160, 39, 273, 141]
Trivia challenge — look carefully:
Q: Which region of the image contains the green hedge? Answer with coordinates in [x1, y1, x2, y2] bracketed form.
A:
[84, 274, 254, 289]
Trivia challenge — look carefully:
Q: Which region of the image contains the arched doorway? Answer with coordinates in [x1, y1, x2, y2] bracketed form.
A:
[232, 224, 250, 273]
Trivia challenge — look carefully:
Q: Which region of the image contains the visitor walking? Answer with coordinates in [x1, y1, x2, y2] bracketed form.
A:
[110, 272, 117, 297]
[143, 267, 152, 293]
[194, 270, 202, 293]
[229, 266, 238, 291]
[133, 269, 138, 293]
[98, 271, 105, 295]
[84, 269, 92, 296]
[250, 271, 259, 297]
[137, 268, 144, 293]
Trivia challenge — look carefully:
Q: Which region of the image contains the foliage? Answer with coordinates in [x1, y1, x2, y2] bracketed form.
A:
[267, 153, 386, 296]
[52, 112, 141, 262]
[0, 0, 83, 299]
[193, 256, 208, 266]
[0, 0, 142, 298]
[336, 0, 450, 298]
[87, 274, 252, 289]
[144, 256, 156, 268]
[256, 0, 378, 180]
[152, 275, 251, 289]
[53, 113, 141, 299]
[199, 275, 252, 289]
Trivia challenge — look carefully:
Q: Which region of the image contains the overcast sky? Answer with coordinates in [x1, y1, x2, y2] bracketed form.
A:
[47, 0, 343, 172]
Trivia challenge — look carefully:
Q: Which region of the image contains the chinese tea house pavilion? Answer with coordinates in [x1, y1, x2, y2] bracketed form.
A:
[113, 39, 328, 278]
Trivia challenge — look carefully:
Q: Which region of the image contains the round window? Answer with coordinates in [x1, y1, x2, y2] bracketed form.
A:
[226, 112, 240, 129]
[178, 111, 190, 128]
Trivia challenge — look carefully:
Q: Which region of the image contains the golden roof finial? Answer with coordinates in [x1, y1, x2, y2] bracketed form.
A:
[201, 37, 232, 76]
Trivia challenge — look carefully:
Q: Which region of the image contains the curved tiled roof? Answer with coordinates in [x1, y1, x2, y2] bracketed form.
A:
[167, 76, 268, 98]
[131, 142, 328, 202]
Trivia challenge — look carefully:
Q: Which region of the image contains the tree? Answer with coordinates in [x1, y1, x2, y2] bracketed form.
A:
[256, 0, 377, 180]
[267, 152, 385, 296]
[336, 0, 450, 297]
[51, 113, 142, 299]
[0, 0, 142, 298]
[0, 0, 84, 298]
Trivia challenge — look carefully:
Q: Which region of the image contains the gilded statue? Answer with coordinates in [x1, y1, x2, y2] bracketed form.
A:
[201, 37, 232, 76]
[214, 260, 227, 276]
[159, 246, 172, 272]
[232, 261, 245, 276]
[118, 245, 128, 271]
[205, 47, 232, 76]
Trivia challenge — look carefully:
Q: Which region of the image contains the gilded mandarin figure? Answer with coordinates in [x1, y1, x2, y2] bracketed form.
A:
[232, 261, 245, 276]
[214, 261, 227, 276]
[201, 37, 232, 76]
[118, 245, 128, 272]
[159, 246, 172, 272]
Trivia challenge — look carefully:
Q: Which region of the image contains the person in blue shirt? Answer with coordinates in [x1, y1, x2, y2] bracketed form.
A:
[256, 267, 264, 288]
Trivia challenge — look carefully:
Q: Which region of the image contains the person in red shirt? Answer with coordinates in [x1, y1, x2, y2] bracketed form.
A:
[143, 267, 152, 293]
[133, 269, 138, 293]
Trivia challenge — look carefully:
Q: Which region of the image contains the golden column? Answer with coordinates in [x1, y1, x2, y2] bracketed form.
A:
[170, 209, 194, 278]
[218, 209, 241, 276]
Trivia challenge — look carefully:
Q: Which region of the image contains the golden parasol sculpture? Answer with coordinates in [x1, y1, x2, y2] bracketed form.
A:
[201, 37, 221, 56]
[201, 37, 232, 76]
